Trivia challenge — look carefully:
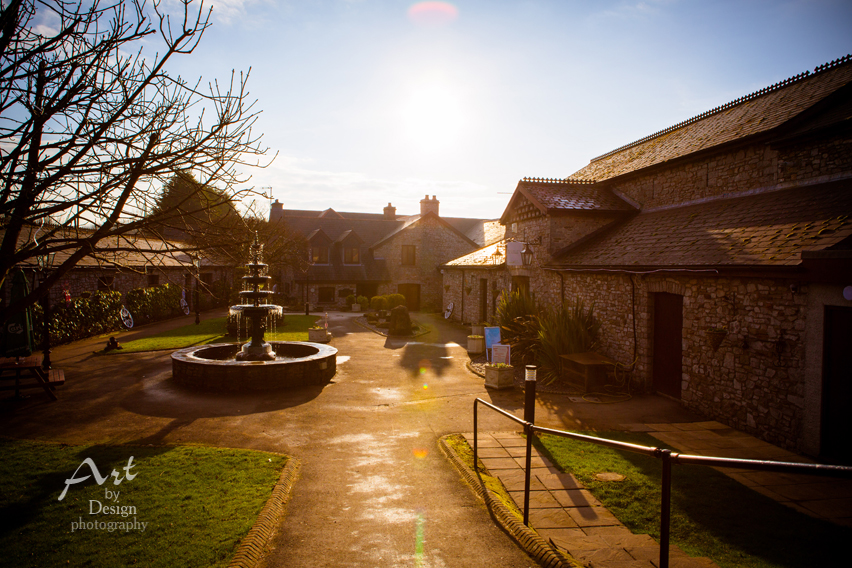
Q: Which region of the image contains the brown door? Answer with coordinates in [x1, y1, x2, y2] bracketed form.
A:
[397, 283, 421, 312]
[653, 292, 683, 399]
[479, 278, 488, 323]
[821, 306, 852, 464]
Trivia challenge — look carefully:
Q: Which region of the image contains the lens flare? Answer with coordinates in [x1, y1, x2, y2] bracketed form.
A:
[408, 2, 458, 26]
[414, 509, 426, 567]
[413, 448, 429, 459]
[422, 383, 428, 390]
[418, 359, 432, 375]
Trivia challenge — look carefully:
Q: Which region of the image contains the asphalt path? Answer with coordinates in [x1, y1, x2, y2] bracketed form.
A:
[0, 309, 702, 567]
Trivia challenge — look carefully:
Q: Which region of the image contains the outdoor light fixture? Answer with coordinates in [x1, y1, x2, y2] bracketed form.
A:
[193, 256, 201, 325]
[521, 242, 534, 266]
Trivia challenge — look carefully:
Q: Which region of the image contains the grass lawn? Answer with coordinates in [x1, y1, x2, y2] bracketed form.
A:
[109, 315, 319, 353]
[534, 431, 852, 568]
[0, 439, 287, 568]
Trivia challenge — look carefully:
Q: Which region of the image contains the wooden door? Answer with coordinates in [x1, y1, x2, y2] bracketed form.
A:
[479, 278, 488, 323]
[653, 292, 683, 399]
[397, 283, 421, 312]
[821, 306, 852, 464]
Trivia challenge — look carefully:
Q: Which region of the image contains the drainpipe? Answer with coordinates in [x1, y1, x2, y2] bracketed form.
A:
[460, 269, 465, 324]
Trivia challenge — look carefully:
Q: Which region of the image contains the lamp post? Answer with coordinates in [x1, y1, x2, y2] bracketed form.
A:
[301, 257, 314, 316]
[36, 251, 56, 370]
[193, 256, 201, 325]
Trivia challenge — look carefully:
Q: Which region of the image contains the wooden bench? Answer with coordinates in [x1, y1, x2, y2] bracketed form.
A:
[559, 352, 617, 393]
[0, 355, 61, 400]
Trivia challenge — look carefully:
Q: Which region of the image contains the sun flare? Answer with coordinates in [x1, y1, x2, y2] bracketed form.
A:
[400, 80, 465, 151]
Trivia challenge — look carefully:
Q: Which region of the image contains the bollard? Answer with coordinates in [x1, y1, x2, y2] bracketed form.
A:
[305, 302, 310, 316]
[524, 365, 537, 424]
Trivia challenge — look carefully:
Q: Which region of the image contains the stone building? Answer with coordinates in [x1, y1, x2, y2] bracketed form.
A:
[443, 55, 852, 460]
[272, 196, 497, 312]
[4, 224, 233, 310]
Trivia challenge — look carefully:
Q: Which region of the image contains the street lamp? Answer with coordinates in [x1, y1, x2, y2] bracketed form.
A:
[193, 256, 201, 325]
[36, 251, 56, 370]
[301, 257, 314, 316]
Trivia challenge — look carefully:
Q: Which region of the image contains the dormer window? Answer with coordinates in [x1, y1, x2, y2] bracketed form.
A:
[311, 246, 329, 264]
[344, 247, 360, 265]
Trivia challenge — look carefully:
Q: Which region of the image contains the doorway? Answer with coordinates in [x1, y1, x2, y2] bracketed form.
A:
[479, 278, 488, 323]
[653, 292, 683, 399]
[821, 306, 852, 464]
[397, 283, 421, 312]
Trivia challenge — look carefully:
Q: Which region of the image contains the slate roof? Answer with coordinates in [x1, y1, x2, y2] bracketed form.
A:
[280, 208, 487, 242]
[444, 240, 508, 268]
[7, 225, 200, 270]
[570, 55, 852, 182]
[551, 179, 852, 269]
[499, 178, 635, 224]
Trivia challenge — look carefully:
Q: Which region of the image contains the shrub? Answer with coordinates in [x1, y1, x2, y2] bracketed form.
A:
[346, 294, 357, 306]
[496, 288, 538, 328]
[386, 293, 406, 309]
[536, 300, 600, 383]
[125, 283, 183, 325]
[356, 295, 369, 307]
[370, 296, 388, 311]
[32, 290, 123, 346]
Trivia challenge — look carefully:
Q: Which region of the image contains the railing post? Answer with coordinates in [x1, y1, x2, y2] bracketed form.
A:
[660, 448, 672, 568]
[473, 400, 479, 474]
[524, 423, 533, 526]
[523, 366, 536, 526]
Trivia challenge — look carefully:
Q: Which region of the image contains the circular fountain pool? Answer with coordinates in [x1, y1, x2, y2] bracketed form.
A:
[171, 341, 337, 391]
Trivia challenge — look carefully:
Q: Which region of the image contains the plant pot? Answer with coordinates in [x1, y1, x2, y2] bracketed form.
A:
[308, 328, 331, 343]
[351, 303, 361, 312]
[471, 324, 485, 336]
[485, 365, 515, 389]
[708, 330, 727, 351]
[467, 335, 485, 354]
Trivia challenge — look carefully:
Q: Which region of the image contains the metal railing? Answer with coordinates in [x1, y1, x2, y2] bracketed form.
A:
[473, 389, 852, 568]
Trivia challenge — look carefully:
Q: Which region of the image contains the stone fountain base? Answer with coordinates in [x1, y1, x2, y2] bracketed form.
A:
[171, 341, 337, 391]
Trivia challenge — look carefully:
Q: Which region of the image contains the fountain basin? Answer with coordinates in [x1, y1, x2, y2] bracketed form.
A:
[171, 341, 337, 391]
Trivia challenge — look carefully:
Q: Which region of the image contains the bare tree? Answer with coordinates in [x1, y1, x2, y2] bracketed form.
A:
[0, 0, 271, 320]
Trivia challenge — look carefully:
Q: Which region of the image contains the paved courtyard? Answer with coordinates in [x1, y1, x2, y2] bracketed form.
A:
[5, 309, 839, 567]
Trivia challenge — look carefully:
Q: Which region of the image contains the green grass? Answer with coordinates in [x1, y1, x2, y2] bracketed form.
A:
[0, 439, 287, 568]
[108, 315, 319, 353]
[534, 431, 852, 568]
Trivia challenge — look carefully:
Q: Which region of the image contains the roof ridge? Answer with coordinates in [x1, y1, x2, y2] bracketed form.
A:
[589, 53, 852, 164]
[522, 176, 596, 185]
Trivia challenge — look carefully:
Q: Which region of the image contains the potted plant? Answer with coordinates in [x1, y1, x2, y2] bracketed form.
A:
[346, 294, 358, 312]
[308, 326, 331, 343]
[356, 295, 369, 312]
[467, 334, 485, 354]
[707, 326, 728, 351]
[484, 363, 515, 389]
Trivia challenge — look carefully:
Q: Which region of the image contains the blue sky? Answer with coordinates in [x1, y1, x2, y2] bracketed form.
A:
[161, 0, 852, 219]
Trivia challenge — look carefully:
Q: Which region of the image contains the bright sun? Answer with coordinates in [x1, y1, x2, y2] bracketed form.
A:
[400, 80, 466, 152]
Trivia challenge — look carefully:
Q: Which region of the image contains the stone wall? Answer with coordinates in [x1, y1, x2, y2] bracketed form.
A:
[375, 216, 475, 312]
[553, 270, 810, 450]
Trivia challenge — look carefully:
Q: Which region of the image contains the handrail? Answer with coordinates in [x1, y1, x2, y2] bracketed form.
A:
[472, 397, 852, 568]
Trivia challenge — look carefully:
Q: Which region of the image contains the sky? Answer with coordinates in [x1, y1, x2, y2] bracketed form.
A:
[156, 0, 852, 220]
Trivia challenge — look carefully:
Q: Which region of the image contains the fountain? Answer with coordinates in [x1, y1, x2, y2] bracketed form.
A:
[171, 233, 337, 391]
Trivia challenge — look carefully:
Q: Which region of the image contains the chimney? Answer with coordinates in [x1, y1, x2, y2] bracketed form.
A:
[270, 199, 283, 223]
[420, 194, 439, 217]
[383, 202, 397, 219]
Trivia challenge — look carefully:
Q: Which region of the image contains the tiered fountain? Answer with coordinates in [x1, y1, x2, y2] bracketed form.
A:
[231, 234, 282, 361]
[171, 234, 337, 391]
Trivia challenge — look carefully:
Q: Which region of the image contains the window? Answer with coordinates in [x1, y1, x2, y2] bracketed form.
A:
[344, 247, 360, 264]
[401, 245, 416, 266]
[312, 246, 329, 264]
[318, 287, 335, 303]
[147, 274, 159, 287]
